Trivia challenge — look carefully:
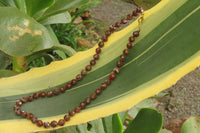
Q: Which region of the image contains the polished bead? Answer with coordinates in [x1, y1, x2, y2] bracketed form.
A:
[53, 89, 60, 95]
[98, 41, 104, 48]
[85, 65, 92, 71]
[65, 83, 72, 89]
[105, 78, 111, 85]
[20, 97, 27, 103]
[127, 43, 132, 49]
[85, 97, 91, 104]
[109, 25, 116, 32]
[120, 54, 126, 62]
[115, 22, 121, 27]
[90, 60, 96, 66]
[100, 83, 107, 90]
[39, 92, 46, 97]
[123, 49, 129, 55]
[90, 93, 96, 100]
[31, 117, 38, 123]
[44, 121, 50, 128]
[113, 67, 120, 74]
[59, 87, 66, 93]
[117, 60, 123, 67]
[102, 36, 108, 42]
[16, 100, 23, 106]
[69, 110, 75, 116]
[129, 36, 135, 42]
[27, 113, 34, 119]
[127, 14, 133, 20]
[71, 79, 77, 85]
[27, 95, 33, 101]
[80, 102, 86, 109]
[109, 73, 116, 80]
[33, 93, 39, 99]
[93, 54, 99, 60]
[15, 109, 21, 115]
[74, 106, 81, 113]
[95, 88, 102, 95]
[37, 120, 43, 127]
[132, 10, 138, 16]
[64, 115, 70, 121]
[51, 121, 57, 128]
[136, 6, 143, 13]
[20, 110, 27, 118]
[76, 74, 82, 81]
[121, 18, 127, 24]
[58, 119, 65, 126]
[96, 47, 101, 54]
[133, 31, 139, 37]
[14, 105, 20, 111]
[105, 30, 111, 36]
[47, 91, 53, 97]
[81, 69, 87, 76]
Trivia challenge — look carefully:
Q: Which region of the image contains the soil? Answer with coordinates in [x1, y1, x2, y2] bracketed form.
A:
[89, 0, 200, 128]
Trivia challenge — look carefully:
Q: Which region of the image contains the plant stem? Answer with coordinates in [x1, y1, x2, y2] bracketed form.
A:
[13, 56, 27, 72]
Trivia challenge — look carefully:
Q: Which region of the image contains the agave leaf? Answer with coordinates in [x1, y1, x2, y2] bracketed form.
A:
[0, 0, 200, 132]
[181, 117, 200, 133]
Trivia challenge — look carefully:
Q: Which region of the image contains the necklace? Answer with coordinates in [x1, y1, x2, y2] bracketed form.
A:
[13, 7, 144, 128]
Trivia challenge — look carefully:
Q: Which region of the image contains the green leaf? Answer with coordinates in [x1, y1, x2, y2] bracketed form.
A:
[124, 108, 163, 133]
[0, 51, 11, 69]
[112, 114, 123, 133]
[151, 92, 169, 99]
[159, 129, 172, 133]
[52, 44, 76, 57]
[181, 117, 200, 133]
[0, 0, 200, 132]
[25, 0, 55, 17]
[0, 69, 19, 78]
[53, 50, 67, 59]
[0, 7, 54, 56]
[13, 0, 26, 12]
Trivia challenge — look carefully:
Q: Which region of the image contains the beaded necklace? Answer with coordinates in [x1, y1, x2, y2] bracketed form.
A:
[13, 7, 144, 128]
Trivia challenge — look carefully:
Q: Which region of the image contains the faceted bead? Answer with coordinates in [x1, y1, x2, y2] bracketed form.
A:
[31, 117, 38, 123]
[15, 109, 21, 115]
[90, 93, 96, 100]
[33, 93, 39, 99]
[113, 67, 120, 74]
[76, 74, 82, 81]
[90, 60, 96, 66]
[80, 102, 86, 109]
[51, 120, 57, 128]
[58, 119, 65, 126]
[129, 36, 135, 42]
[69, 110, 75, 116]
[27, 113, 34, 119]
[14, 105, 20, 111]
[16, 100, 23, 106]
[37, 120, 43, 127]
[109, 73, 116, 80]
[123, 49, 129, 55]
[20, 111, 27, 118]
[115, 22, 121, 27]
[85, 65, 92, 71]
[98, 41, 104, 48]
[74, 106, 81, 113]
[121, 18, 127, 24]
[59, 87, 66, 93]
[53, 89, 60, 95]
[93, 54, 100, 60]
[39, 92, 46, 97]
[44, 121, 50, 128]
[127, 14, 133, 20]
[136, 6, 143, 13]
[109, 25, 116, 32]
[132, 10, 138, 16]
[105, 78, 111, 85]
[105, 30, 111, 37]
[102, 36, 108, 42]
[100, 83, 107, 90]
[85, 97, 91, 104]
[20, 97, 27, 103]
[81, 69, 87, 76]
[117, 60, 123, 67]
[127, 43, 132, 49]
[120, 54, 126, 62]
[27, 95, 33, 102]
[71, 79, 77, 85]
[96, 47, 101, 54]
[133, 31, 139, 37]
[47, 91, 53, 97]
[65, 83, 72, 89]
[96, 88, 102, 95]
[64, 115, 70, 121]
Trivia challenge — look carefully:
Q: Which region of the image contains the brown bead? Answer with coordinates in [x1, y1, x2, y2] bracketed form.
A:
[129, 36, 135, 42]
[102, 36, 108, 42]
[121, 18, 127, 24]
[136, 6, 143, 13]
[105, 78, 111, 85]
[123, 49, 129, 55]
[120, 54, 126, 62]
[59, 87, 66, 93]
[109, 73, 116, 80]
[64, 115, 70, 121]
[85, 97, 91, 104]
[133, 31, 139, 37]
[80, 102, 86, 109]
[132, 10, 138, 16]
[90, 93, 96, 100]
[39, 92, 46, 97]
[20, 97, 27, 103]
[113, 67, 120, 74]
[65, 83, 72, 89]
[44, 121, 50, 128]
[74, 106, 81, 113]
[69, 110, 75, 116]
[127, 14, 133, 20]
[100, 83, 107, 90]
[16, 100, 23, 106]
[51, 120, 57, 128]
[76, 74, 82, 81]
[115, 22, 121, 27]
[15, 109, 21, 115]
[31, 117, 38, 123]
[27, 113, 34, 119]
[93, 54, 99, 60]
[96, 88, 102, 95]
[81, 69, 87, 76]
[98, 41, 104, 48]
[37, 120, 43, 127]
[20, 110, 27, 118]
[85, 65, 92, 71]
[33, 93, 39, 99]
[109, 25, 116, 32]
[71, 79, 77, 85]
[105, 30, 111, 37]
[47, 91, 53, 97]
[14, 105, 20, 111]
[90, 60, 96, 66]
[58, 119, 65, 126]
[117, 60, 123, 67]
[53, 89, 60, 95]
[96, 47, 101, 54]
[127, 43, 132, 49]
[27, 95, 33, 101]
